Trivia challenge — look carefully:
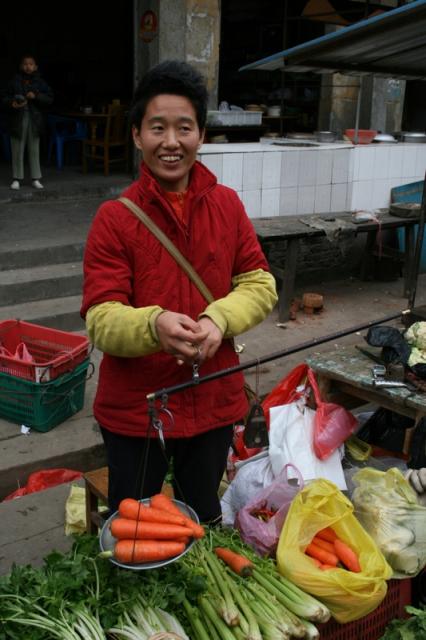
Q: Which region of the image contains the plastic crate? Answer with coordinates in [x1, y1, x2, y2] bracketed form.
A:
[0, 320, 89, 382]
[318, 579, 411, 639]
[0, 358, 91, 432]
[207, 110, 262, 126]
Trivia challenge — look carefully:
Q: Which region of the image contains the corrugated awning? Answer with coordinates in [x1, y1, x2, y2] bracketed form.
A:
[239, 0, 426, 80]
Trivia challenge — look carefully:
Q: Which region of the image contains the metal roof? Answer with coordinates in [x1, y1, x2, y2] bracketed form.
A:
[239, 0, 426, 80]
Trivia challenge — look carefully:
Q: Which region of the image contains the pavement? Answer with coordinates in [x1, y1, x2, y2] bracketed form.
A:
[0, 158, 425, 575]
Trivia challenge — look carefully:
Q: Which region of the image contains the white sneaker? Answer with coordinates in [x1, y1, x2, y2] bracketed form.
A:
[32, 179, 44, 189]
[10, 180, 20, 190]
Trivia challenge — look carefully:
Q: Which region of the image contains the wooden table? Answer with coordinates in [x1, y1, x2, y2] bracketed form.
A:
[59, 111, 109, 141]
[306, 346, 426, 423]
[252, 211, 418, 322]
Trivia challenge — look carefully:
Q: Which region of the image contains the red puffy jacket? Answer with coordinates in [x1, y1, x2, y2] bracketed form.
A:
[81, 162, 269, 438]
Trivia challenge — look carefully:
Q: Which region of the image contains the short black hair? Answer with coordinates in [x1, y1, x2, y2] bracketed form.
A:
[130, 60, 208, 131]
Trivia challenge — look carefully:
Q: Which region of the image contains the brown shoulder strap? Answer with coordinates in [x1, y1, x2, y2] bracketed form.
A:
[118, 197, 214, 304]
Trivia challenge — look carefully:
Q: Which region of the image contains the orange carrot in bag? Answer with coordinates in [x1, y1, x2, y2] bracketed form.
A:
[316, 527, 337, 543]
[312, 536, 336, 554]
[305, 542, 338, 566]
[334, 539, 361, 573]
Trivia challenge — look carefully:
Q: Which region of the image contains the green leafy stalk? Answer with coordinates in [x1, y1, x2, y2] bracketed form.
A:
[299, 618, 320, 639]
[183, 597, 211, 640]
[219, 569, 262, 640]
[202, 551, 240, 627]
[199, 596, 240, 640]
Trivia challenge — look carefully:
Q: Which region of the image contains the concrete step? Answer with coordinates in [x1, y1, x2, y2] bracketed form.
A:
[0, 295, 85, 331]
[0, 479, 85, 575]
[0, 262, 83, 306]
[0, 243, 84, 271]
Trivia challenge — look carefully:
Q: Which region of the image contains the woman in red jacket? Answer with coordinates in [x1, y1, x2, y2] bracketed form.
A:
[81, 60, 277, 523]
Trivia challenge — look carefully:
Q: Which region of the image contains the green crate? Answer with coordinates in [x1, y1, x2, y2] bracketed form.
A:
[0, 359, 91, 432]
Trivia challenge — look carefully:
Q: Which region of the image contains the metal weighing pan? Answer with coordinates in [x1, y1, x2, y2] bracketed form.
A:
[99, 498, 200, 570]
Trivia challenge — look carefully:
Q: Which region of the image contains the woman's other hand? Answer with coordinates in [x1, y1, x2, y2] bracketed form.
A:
[197, 316, 224, 364]
[155, 311, 208, 365]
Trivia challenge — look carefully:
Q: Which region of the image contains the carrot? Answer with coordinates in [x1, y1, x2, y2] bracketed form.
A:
[150, 493, 205, 539]
[119, 498, 187, 526]
[214, 547, 254, 577]
[305, 542, 338, 567]
[114, 539, 185, 564]
[110, 518, 193, 540]
[334, 539, 361, 573]
[316, 527, 337, 543]
[312, 536, 336, 555]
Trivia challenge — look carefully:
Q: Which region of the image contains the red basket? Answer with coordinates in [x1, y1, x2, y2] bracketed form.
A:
[318, 579, 411, 639]
[0, 320, 89, 382]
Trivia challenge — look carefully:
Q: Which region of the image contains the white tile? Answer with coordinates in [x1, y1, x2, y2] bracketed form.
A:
[281, 151, 300, 187]
[330, 183, 347, 212]
[346, 182, 353, 210]
[279, 187, 298, 215]
[315, 150, 333, 185]
[297, 186, 315, 214]
[200, 154, 223, 182]
[415, 146, 426, 178]
[331, 149, 350, 184]
[402, 147, 418, 178]
[351, 180, 373, 210]
[314, 184, 331, 213]
[261, 188, 281, 217]
[262, 152, 282, 188]
[357, 147, 376, 181]
[371, 179, 391, 209]
[241, 190, 261, 219]
[388, 146, 404, 178]
[242, 153, 262, 190]
[373, 146, 390, 180]
[298, 151, 317, 186]
[351, 147, 361, 181]
[222, 153, 243, 190]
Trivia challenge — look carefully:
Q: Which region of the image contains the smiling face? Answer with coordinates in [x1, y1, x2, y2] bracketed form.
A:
[132, 94, 204, 193]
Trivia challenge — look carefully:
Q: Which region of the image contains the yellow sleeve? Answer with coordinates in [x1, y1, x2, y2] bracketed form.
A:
[199, 268, 277, 338]
[85, 301, 165, 357]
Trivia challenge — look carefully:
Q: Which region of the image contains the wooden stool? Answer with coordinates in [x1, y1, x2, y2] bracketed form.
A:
[84, 466, 109, 534]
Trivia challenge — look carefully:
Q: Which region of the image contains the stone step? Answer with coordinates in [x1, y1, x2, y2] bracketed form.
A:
[0, 262, 83, 306]
[0, 295, 85, 331]
[0, 243, 85, 271]
[0, 479, 85, 575]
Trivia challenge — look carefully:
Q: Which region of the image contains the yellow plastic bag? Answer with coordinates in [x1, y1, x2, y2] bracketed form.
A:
[276, 478, 392, 623]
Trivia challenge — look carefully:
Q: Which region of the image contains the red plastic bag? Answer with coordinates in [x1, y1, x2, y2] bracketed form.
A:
[235, 463, 303, 556]
[307, 369, 358, 460]
[3, 468, 83, 501]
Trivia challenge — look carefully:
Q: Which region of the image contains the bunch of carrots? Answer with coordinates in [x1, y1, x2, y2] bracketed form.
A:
[304, 526, 361, 572]
[108, 493, 205, 565]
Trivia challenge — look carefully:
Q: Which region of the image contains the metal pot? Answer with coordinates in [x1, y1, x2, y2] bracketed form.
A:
[314, 130, 337, 143]
[398, 132, 426, 143]
[373, 133, 397, 143]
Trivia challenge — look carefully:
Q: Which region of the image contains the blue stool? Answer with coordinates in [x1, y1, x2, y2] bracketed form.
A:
[48, 115, 87, 169]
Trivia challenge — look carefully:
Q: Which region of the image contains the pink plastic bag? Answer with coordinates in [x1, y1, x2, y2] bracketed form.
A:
[0, 341, 34, 363]
[235, 463, 303, 557]
[307, 369, 358, 460]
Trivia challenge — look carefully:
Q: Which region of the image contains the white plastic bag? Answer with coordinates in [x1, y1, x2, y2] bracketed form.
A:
[220, 450, 274, 526]
[268, 398, 347, 490]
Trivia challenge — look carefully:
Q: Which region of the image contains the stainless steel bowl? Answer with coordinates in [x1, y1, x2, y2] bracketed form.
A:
[99, 498, 200, 571]
[314, 131, 337, 143]
[399, 132, 426, 143]
[373, 133, 397, 143]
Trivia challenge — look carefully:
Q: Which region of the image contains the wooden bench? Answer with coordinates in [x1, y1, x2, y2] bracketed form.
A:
[252, 210, 418, 323]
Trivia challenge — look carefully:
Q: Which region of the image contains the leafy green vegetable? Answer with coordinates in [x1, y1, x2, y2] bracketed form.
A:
[379, 605, 426, 639]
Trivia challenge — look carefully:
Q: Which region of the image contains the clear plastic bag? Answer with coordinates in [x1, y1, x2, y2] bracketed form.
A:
[352, 467, 426, 578]
[235, 463, 303, 556]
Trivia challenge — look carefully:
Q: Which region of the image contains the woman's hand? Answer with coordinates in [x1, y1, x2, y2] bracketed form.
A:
[196, 316, 224, 364]
[155, 311, 208, 365]
[26, 91, 36, 100]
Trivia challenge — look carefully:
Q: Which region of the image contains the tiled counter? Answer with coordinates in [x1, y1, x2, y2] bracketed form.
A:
[197, 142, 426, 217]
